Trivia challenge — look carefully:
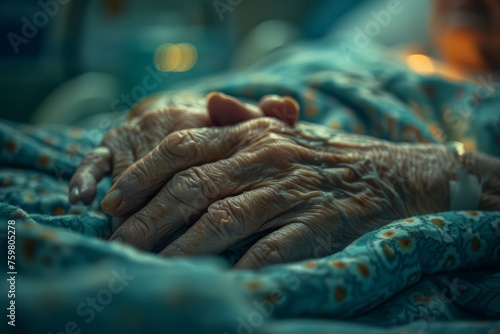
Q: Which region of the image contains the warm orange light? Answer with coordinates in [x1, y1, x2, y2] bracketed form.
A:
[154, 43, 197, 72]
[406, 54, 435, 75]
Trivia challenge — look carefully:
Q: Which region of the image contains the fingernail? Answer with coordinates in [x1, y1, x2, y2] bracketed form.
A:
[69, 187, 80, 203]
[282, 96, 300, 112]
[206, 91, 222, 101]
[101, 189, 123, 214]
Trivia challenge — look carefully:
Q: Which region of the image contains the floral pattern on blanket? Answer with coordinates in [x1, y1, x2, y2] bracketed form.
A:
[1, 42, 499, 333]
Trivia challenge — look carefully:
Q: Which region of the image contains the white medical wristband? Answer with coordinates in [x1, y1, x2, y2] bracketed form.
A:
[446, 142, 482, 211]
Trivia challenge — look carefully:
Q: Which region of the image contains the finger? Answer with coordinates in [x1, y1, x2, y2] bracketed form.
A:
[234, 222, 321, 270]
[258, 95, 299, 127]
[207, 91, 264, 126]
[68, 125, 137, 205]
[159, 186, 300, 257]
[101, 128, 232, 216]
[106, 132, 137, 184]
[107, 146, 288, 250]
[111, 216, 127, 233]
[68, 147, 111, 205]
[100, 119, 274, 216]
[108, 131, 319, 250]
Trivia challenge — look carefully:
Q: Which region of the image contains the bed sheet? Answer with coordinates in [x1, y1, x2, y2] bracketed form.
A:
[1, 41, 500, 333]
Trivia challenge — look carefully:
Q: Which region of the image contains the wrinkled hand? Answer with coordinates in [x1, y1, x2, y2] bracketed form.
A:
[102, 117, 458, 269]
[68, 92, 299, 205]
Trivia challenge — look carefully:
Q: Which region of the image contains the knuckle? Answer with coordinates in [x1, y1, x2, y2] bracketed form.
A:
[285, 166, 324, 190]
[165, 178, 196, 212]
[170, 169, 198, 193]
[342, 167, 359, 183]
[168, 168, 216, 209]
[243, 118, 283, 135]
[127, 159, 149, 183]
[161, 130, 200, 160]
[263, 185, 291, 209]
[251, 240, 285, 266]
[250, 140, 297, 166]
[125, 214, 153, 240]
[205, 199, 247, 238]
[192, 167, 219, 202]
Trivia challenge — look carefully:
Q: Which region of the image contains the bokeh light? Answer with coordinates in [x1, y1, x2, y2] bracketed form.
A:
[154, 43, 198, 72]
[405, 54, 435, 75]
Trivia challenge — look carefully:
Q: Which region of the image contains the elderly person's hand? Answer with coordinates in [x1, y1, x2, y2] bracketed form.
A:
[68, 92, 299, 206]
[100, 116, 499, 269]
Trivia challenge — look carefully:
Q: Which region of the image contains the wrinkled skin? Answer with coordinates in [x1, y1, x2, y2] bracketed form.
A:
[101, 117, 466, 270]
[68, 91, 299, 207]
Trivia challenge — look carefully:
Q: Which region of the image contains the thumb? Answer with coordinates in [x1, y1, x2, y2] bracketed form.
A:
[258, 95, 299, 126]
[207, 92, 263, 126]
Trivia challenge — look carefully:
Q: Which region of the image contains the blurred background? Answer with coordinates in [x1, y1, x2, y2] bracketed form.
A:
[0, 0, 430, 125]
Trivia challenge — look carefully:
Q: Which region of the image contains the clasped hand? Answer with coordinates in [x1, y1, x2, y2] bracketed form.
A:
[70, 93, 454, 269]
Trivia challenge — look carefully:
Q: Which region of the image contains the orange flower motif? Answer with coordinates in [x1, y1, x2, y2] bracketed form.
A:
[414, 294, 430, 304]
[26, 193, 35, 202]
[331, 260, 347, 269]
[471, 237, 481, 251]
[383, 244, 394, 259]
[398, 237, 413, 250]
[246, 281, 262, 291]
[1, 178, 13, 186]
[357, 263, 370, 278]
[263, 293, 282, 305]
[353, 123, 364, 134]
[40, 230, 58, 240]
[69, 128, 83, 138]
[443, 255, 456, 268]
[5, 140, 16, 152]
[43, 137, 55, 145]
[329, 121, 340, 129]
[53, 207, 65, 215]
[305, 261, 317, 269]
[306, 104, 319, 117]
[334, 287, 347, 302]
[463, 140, 476, 152]
[304, 89, 316, 100]
[406, 271, 421, 284]
[39, 156, 51, 167]
[429, 125, 445, 141]
[431, 219, 443, 227]
[387, 116, 395, 133]
[67, 145, 80, 155]
[404, 218, 414, 223]
[401, 125, 425, 142]
[382, 230, 396, 238]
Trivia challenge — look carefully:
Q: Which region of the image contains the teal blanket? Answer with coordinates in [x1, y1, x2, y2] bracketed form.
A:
[1, 41, 499, 333]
